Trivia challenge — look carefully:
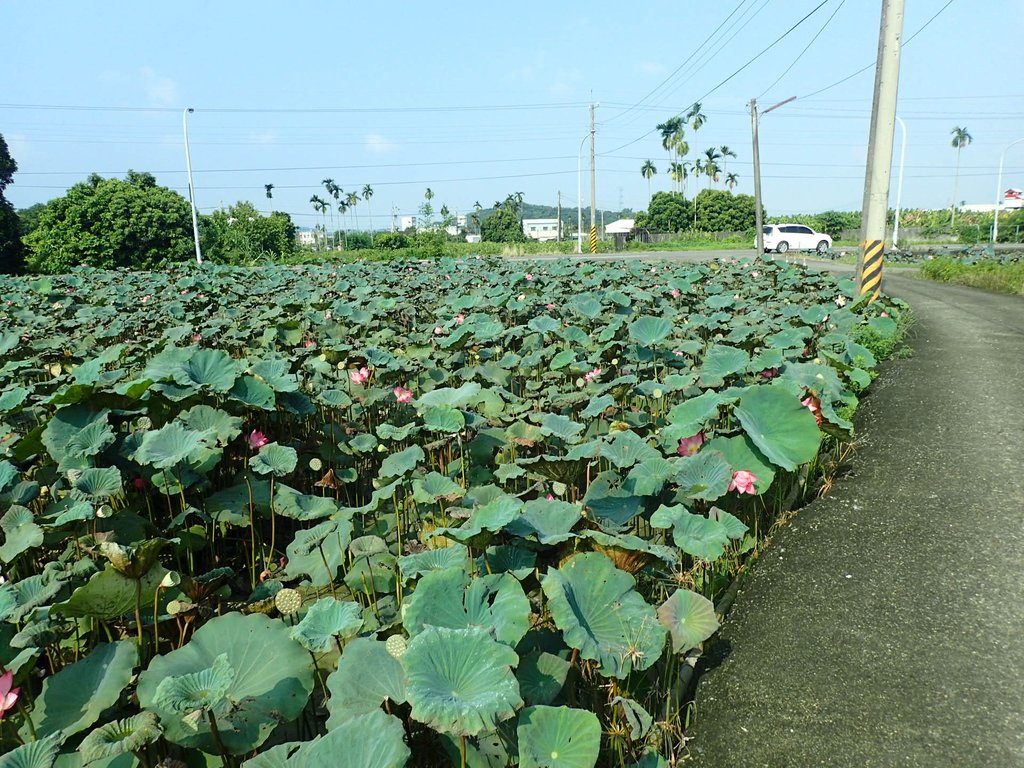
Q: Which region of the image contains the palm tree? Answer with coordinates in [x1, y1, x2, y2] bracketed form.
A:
[323, 179, 340, 248]
[362, 184, 375, 245]
[264, 183, 274, 199]
[310, 195, 327, 250]
[656, 118, 685, 191]
[640, 160, 657, 201]
[337, 200, 349, 248]
[950, 126, 972, 226]
[725, 172, 739, 191]
[345, 191, 360, 235]
[703, 148, 722, 187]
[687, 102, 707, 132]
[719, 146, 737, 177]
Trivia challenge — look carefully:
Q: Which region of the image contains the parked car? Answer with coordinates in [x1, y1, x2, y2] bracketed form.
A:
[759, 224, 832, 254]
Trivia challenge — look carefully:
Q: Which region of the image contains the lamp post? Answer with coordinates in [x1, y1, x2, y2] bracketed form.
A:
[993, 137, 1024, 243]
[577, 133, 588, 254]
[183, 107, 203, 265]
[750, 96, 795, 255]
[892, 116, 907, 248]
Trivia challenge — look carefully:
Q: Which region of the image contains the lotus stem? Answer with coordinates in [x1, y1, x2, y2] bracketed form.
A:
[206, 710, 233, 767]
[460, 735, 467, 768]
[134, 578, 145, 652]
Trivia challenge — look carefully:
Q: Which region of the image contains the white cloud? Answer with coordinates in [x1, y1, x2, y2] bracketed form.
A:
[140, 67, 180, 107]
[365, 134, 397, 153]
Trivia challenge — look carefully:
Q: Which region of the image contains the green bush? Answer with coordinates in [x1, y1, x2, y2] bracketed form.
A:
[374, 232, 410, 250]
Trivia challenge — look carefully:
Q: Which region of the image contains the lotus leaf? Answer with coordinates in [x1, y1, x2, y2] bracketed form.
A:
[417, 382, 481, 408]
[248, 358, 299, 392]
[423, 405, 465, 433]
[624, 457, 677, 497]
[403, 625, 522, 737]
[0, 505, 44, 563]
[673, 449, 732, 502]
[134, 422, 215, 469]
[0, 733, 63, 768]
[399, 543, 470, 581]
[517, 705, 602, 768]
[53, 564, 168, 620]
[705, 435, 775, 494]
[477, 544, 537, 580]
[152, 651, 236, 714]
[403, 567, 530, 646]
[611, 695, 653, 740]
[176, 405, 243, 445]
[650, 505, 730, 561]
[21, 640, 137, 741]
[664, 391, 725, 437]
[137, 612, 314, 754]
[229, 376, 277, 410]
[344, 551, 398, 594]
[601, 430, 660, 469]
[289, 597, 363, 653]
[432, 494, 523, 545]
[411, 472, 466, 504]
[284, 518, 354, 585]
[0, 386, 29, 413]
[516, 651, 571, 706]
[699, 344, 750, 382]
[657, 588, 719, 653]
[542, 553, 665, 678]
[734, 384, 822, 471]
[79, 712, 163, 764]
[273, 486, 340, 521]
[248, 442, 298, 476]
[64, 420, 116, 463]
[71, 467, 122, 500]
[8, 573, 64, 622]
[325, 637, 407, 727]
[99, 538, 169, 578]
[504, 498, 581, 544]
[0, 460, 17, 492]
[379, 444, 425, 478]
[172, 348, 237, 392]
[628, 316, 672, 346]
[287, 710, 410, 768]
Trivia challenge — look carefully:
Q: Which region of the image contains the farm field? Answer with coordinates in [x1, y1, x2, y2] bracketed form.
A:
[0, 256, 904, 767]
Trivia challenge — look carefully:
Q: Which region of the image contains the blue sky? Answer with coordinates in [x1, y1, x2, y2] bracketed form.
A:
[4, 1, 1023, 231]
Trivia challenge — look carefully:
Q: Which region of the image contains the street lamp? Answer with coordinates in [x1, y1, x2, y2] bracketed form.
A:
[577, 133, 588, 254]
[892, 116, 907, 248]
[183, 107, 203, 265]
[750, 96, 795, 255]
[993, 137, 1024, 243]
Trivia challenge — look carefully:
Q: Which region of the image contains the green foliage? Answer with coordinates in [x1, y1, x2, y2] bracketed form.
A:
[373, 231, 409, 250]
[811, 210, 861, 239]
[411, 229, 448, 258]
[201, 201, 298, 264]
[634, 191, 690, 233]
[0, 134, 25, 275]
[921, 255, 1024, 296]
[23, 171, 195, 272]
[481, 205, 528, 243]
[693, 188, 757, 232]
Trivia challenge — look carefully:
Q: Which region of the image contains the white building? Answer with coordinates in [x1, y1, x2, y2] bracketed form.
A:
[962, 188, 1024, 214]
[296, 230, 322, 247]
[522, 218, 561, 241]
[605, 218, 636, 235]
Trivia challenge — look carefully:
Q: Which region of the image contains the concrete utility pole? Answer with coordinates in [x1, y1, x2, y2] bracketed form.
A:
[750, 96, 795, 255]
[893, 116, 907, 248]
[182, 108, 203, 266]
[556, 191, 562, 242]
[993, 138, 1024, 243]
[589, 103, 598, 253]
[857, 0, 905, 300]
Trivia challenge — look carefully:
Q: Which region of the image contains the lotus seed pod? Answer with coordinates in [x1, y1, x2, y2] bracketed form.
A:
[385, 634, 408, 658]
[275, 587, 303, 615]
[309, 457, 323, 471]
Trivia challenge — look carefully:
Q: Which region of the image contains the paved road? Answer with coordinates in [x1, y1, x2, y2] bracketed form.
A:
[688, 274, 1024, 767]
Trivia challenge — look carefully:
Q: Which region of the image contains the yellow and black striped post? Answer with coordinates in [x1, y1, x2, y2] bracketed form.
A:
[858, 239, 884, 302]
[589, 226, 598, 254]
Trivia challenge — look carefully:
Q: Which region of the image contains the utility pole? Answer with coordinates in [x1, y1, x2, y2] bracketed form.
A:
[556, 191, 562, 242]
[751, 99, 764, 255]
[589, 103, 598, 253]
[182, 108, 203, 266]
[858, 0, 905, 300]
[750, 96, 795, 255]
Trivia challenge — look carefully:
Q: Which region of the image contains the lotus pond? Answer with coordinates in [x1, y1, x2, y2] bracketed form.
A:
[0, 257, 902, 768]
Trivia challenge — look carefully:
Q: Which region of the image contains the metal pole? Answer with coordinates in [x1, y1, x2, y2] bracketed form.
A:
[857, 0, 905, 300]
[751, 99, 764, 255]
[182, 108, 203, 266]
[577, 134, 587, 254]
[589, 103, 598, 254]
[893, 115, 907, 248]
[993, 138, 1024, 243]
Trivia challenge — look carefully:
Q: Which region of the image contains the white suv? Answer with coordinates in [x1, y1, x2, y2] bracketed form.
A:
[760, 224, 832, 254]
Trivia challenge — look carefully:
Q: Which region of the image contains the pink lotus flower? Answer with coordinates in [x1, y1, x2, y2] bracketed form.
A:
[728, 470, 759, 495]
[247, 430, 270, 450]
[433, 326, 445, 335]
[349, 367, 370, 384]
[525, 273, 534, 281]
[583, 367, 602, 383]
[677, 432, 705, 457]
[393, 386, 414, 403]
[455, 313, 465, 325]
[191, 333, 203, 343]
[670, 288, 681, 298]
[545, 303, 555, 311]
[760, 368, 780, 380]
[132, 477, 147, 491]
[303, 339, 315, 348]
[801, 393, 824, 426]
[0, 670, 20, 721]
[880, 311, 889, 318]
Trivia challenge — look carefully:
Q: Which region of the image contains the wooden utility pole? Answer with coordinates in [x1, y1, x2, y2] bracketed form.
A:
[858, 0, 905, 301]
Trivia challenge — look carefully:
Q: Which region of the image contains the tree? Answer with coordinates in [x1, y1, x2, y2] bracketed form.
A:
[202, 201, 298, 264]
[362, 184, 375, 245]
[346, 191, 360, 233]
[641, 160, 657, 201]
[687, 103, 707, 131]
[264, 184, 274, 199]
[725, 172, 739, 191]
[692, 189, 757, 232]
[0, 134, 25, 274]
[24, 171, 194, 273]
[702, 147, 722, 188]
[655, 118, 687, 191]
[719, 146, 737, 177]
[481, 204, 527, 243]
[310, 195, 328, 249]
[634, 191, 690, 233]
[950, 126, 972, 226]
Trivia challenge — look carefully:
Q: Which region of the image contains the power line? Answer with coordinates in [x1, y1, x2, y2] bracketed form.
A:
[800, 0, 957, 100]
[0, 101, 589, 114]
[600, 0, 830, 156]
[758, 0, 847, 99]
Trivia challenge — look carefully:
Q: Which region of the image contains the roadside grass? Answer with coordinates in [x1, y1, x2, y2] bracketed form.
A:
[918, 256, 1024, 296]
